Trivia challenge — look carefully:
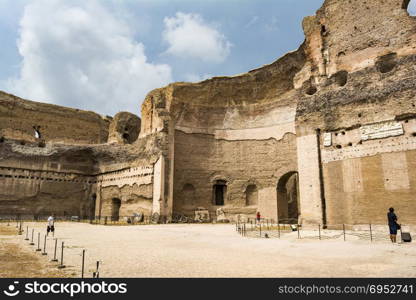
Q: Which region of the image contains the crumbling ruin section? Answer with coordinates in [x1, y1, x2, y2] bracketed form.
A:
[0, 91, 110, 145]
[108, 112, 141, 144]
[0, 0, 415, 225]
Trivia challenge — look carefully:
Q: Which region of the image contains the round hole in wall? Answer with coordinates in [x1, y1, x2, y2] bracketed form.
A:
[306, 86, 317, 96]
[336, 145, 342, 149]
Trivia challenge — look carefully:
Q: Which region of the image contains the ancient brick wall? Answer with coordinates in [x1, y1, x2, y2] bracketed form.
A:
[173, 131, 297, 220]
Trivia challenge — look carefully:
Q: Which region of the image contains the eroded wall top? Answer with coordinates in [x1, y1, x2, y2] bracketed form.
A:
[0, 91, 110, 145]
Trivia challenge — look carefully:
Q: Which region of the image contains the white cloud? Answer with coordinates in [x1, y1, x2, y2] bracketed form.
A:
[163, 12, 231, 63]
[5, 0, 172, 116]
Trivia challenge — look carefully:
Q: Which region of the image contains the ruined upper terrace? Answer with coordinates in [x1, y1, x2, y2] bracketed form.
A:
[1, 0, 416, 141]
[140, 0, 416, 137]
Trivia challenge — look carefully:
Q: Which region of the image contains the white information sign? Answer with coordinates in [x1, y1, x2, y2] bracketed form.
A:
[323, 132, 332, 147]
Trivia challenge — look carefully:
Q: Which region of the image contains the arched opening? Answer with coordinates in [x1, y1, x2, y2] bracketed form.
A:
[33, 126, 41, 139]
[111, 198, 121, 221]
[277, 172, 299, 224]
[245, 184, 258, 206]
[212, 180, 227, 206]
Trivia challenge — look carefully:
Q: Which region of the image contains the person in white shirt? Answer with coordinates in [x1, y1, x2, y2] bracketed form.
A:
[47, 215, 55, 236]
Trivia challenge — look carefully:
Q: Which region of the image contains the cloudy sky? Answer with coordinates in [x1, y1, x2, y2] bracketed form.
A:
[0, 0, 415, 116]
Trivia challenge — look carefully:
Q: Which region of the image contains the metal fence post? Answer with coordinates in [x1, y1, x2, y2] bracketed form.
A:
[58, 241, 65, 268]
[42, 235, 47, 255]
[18, 221, 22, 235]
[278, 223, 280, 239]
[343, 224, 346, 241]
[30, 229, 35, 245]
[369, 223, 373, 242]
[25, 226, 29, 240]
[297, 224, 300, 239]
[93, 261, 100, 278]
[51, 239, 58, 262]
[318, 224, 321, 240]
[259, 223, 262, 238]
[36, 232, 41, 251]
[81, 250, 85, 278]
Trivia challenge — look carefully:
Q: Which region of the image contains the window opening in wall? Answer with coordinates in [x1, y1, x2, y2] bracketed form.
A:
[33, 126, 41, 139]
[277, 172, 299, 224]
[213, 180, 227, 206]
[111, 198, 121, 221]
[321, 25, 327, 36]
[245, 184, 258, 206]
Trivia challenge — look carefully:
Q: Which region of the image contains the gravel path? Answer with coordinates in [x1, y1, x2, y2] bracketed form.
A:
[9, 222, 416, 278]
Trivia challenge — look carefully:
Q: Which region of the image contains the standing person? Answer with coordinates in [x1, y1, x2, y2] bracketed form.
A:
[387, 207, 399, 243]
[47, 215, 55, 237]
[256, 211, 261, 224]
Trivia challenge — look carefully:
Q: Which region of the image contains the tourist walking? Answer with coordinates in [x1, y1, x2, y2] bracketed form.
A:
[47, 215, 55, 237]
[387, 207, 400, 243]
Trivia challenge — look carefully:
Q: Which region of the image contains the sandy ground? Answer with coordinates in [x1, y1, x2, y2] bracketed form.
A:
[1, 222, 415, 278]
[0, 225, 69, 278]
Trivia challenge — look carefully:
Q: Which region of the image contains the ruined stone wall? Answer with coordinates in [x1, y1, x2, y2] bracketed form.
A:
[1, 0, 416, 225]
[173, 130, 297, 220]
[108, 112, 141, 144]
[0, 140, 98, 216]
[97, 167, 154, 217]
[295, 0, 416, 225]
[0, 91, 110, 145]
[168, 51, 304, 220]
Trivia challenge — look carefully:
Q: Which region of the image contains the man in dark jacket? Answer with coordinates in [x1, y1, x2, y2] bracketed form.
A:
[387, 207, 399, 243]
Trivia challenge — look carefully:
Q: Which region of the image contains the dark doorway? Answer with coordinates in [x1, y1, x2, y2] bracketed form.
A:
[213, 180, 227, 206]
[111, 198, 121, 221]
[90, 193, 97, 218]
[277, 172, 299, 224]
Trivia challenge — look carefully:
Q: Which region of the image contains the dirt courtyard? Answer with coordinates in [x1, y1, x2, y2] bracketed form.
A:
[1, 222, 415, 278]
